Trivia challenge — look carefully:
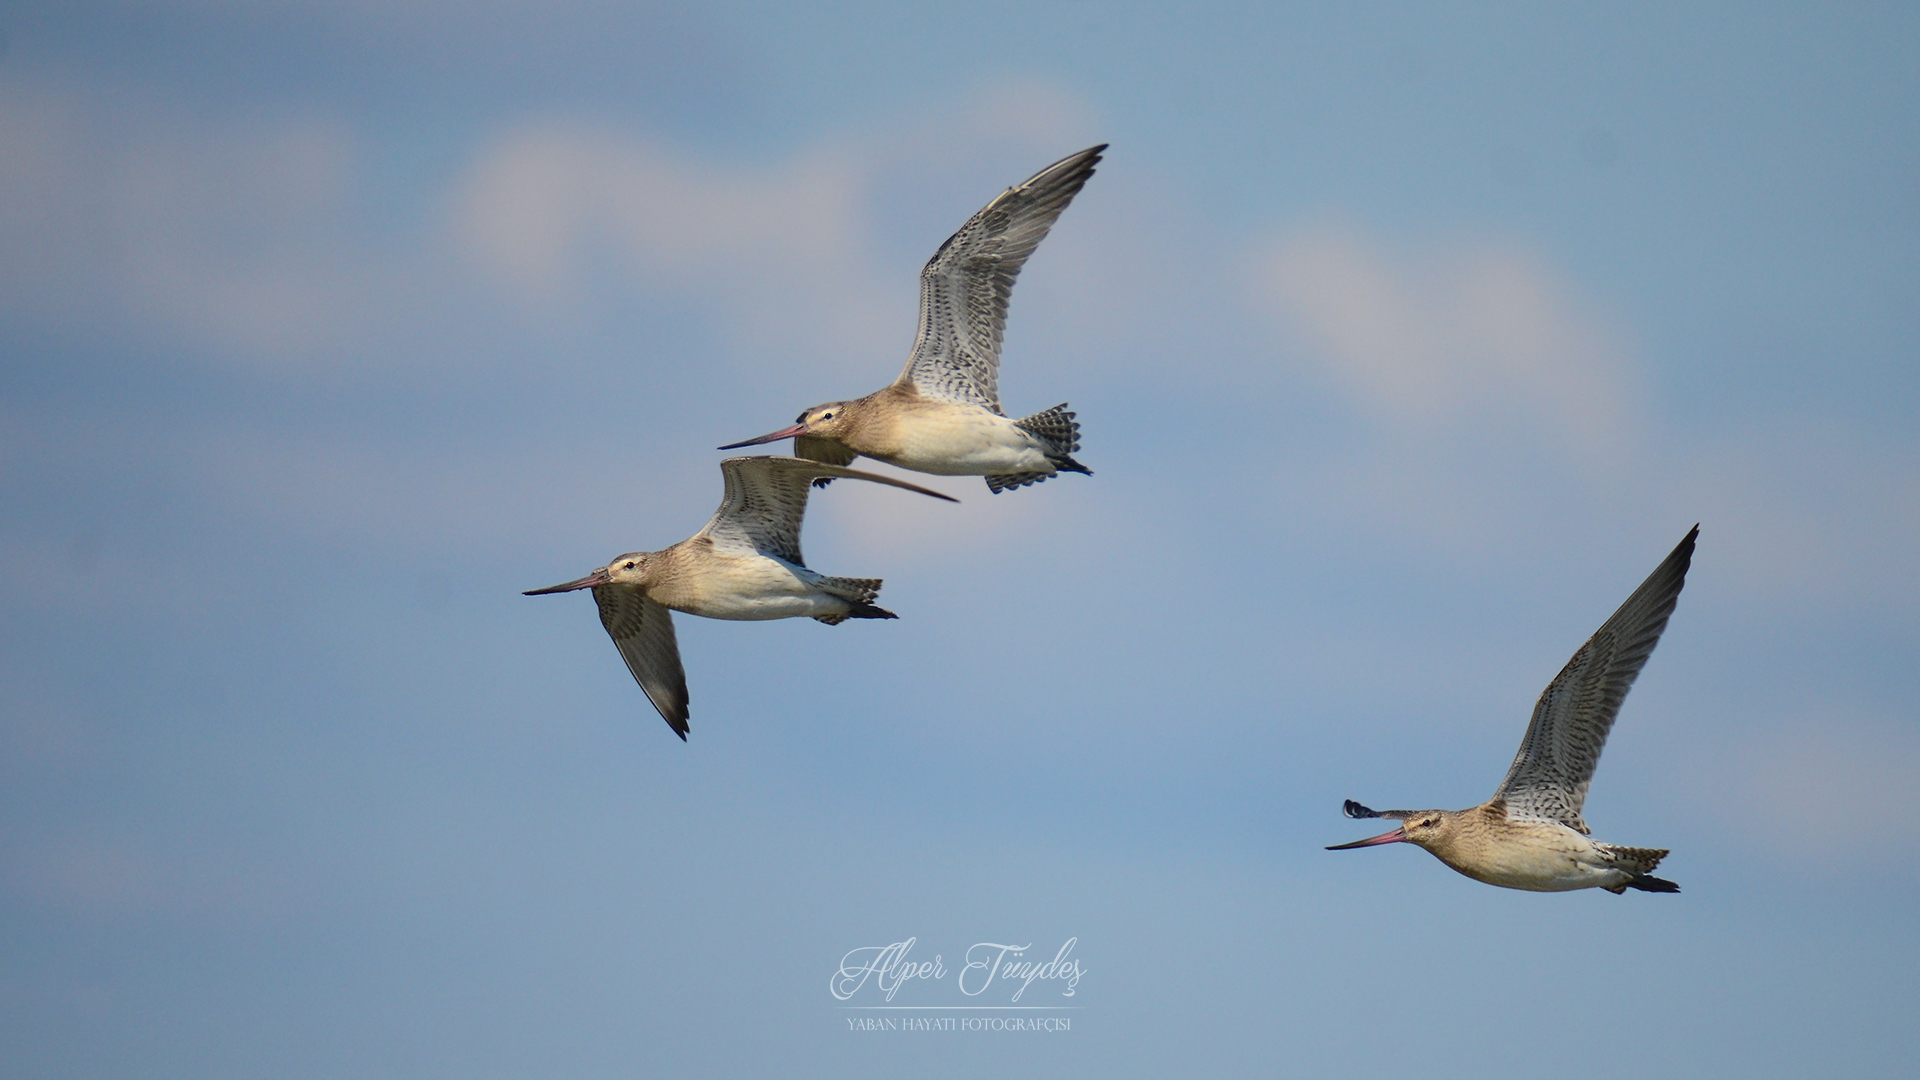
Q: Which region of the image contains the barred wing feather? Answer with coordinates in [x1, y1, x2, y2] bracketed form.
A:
[895, 145, 1104, 413]
[1493, 526, 1698, 832]
[697, 456, 957, 565]
[592, 587, 690, 739]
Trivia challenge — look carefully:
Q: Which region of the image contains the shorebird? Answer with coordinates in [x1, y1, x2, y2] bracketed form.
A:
[719, 145, 1104, 494]
[525, 456, 956, 740]
[1328, 526, 1699, 894]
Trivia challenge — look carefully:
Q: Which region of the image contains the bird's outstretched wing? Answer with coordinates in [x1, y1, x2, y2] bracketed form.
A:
[698, 456, 956, 565]
[1493, 526, 1699, 832]
[592, 586, 690, 739]
[895, 145, 1105, 413]
[1342, 800, 1416, 821]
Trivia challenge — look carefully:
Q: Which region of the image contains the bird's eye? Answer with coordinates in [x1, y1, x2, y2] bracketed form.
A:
[624, 562, 635, 570]
[821, 412, 833, 420]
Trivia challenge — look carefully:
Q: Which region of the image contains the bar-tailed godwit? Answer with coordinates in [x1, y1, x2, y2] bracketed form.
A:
[525, 456, 956, 739]
[1328, 526, 1699, 894]
[719, 145, 1104, 493]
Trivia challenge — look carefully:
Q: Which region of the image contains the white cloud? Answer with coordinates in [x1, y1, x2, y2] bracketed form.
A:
[0, 78, 407, 365]
[1241, 224, 1685, 559]
[0, 71, 1127, 576]
[1252, 224, 1641, 461]
[452, 125, 893, 363]
[0, 71, 1105, 383]
[450, 80, 1102, 372]
[11, 62, 1908, 616]
[1239, 221, 1920, 613]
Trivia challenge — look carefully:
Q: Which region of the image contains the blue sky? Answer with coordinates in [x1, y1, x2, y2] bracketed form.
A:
[3, 2, 1917, 1076]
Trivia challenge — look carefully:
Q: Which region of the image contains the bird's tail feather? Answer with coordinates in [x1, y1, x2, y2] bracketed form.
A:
[1596, 843, 1670, 875]
[812, 577, 894, 623]
[815, 599, 897, 624]
[817, 576, 882, 604]
[985, 471, 1053, 494]
[987, 404, 1091, 494]
[1014, 403, 1085, 457]
[1595, 843, 1678, 893]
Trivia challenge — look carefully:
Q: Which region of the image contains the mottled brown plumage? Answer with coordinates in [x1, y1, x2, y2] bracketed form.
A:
[720, 146, 1102, 492]
[1328, 527, 1697, 894]
[525, 457, 955, 739]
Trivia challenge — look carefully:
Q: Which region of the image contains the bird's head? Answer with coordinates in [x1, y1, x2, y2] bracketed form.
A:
[1397, 811, 1454, 851]
[1326, 802, 1454, 853]
[523, 551, 654, 596]
[796, 401, 855, 440]
[601, 552, 655, 587]
[717, 400, 855, 449]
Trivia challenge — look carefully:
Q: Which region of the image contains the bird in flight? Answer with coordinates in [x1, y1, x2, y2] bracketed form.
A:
[1328, 526, 1699, 894]
[720, 145, 1105, 494]
[525, 456, 956, 739]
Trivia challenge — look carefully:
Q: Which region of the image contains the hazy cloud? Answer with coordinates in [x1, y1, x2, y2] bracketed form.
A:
[451, 81, 1102, 372]
[0, 77, 409, 366]
[1252, 224, 1640, 461]
[1, 71, 1106, 383]
[453, 124, 892, 364]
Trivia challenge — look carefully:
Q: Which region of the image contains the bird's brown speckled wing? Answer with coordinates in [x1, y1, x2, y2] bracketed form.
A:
[696, 456, 956, 565]
[895, 145, 1104, 413]
[1493, 526, 1697, 832]
[592, 586, 689, 739]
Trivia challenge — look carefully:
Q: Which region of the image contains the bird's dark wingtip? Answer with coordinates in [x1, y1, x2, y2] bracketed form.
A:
[1662, 525, 1700, 576]
[1343, 799, 1375, 819]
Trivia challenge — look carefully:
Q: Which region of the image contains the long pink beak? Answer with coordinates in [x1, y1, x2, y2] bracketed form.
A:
[523, 567, 610, 595]
[1326, 827, 1407, 851]
[717, 423, 807, 450]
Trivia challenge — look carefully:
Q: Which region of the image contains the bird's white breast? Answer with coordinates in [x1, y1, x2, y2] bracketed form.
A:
[663, 553, 844, 621]
[884, 405, 1052, 475]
